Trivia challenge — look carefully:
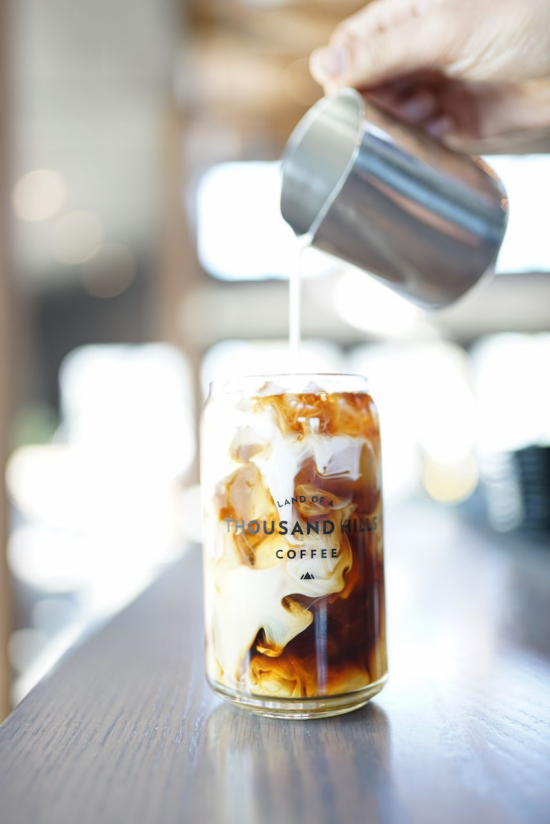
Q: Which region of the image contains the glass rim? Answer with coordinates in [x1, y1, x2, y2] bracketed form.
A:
[208, 372, 369, 396]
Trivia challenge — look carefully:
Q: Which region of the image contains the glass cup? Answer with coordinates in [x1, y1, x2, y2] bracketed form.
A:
[201, 374, 387, 719]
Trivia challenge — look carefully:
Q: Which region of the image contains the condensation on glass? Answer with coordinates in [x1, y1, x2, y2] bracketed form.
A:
[200, 374, 388, 718]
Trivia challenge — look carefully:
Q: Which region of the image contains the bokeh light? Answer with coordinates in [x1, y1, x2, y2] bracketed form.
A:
[12, 169, 67, 222]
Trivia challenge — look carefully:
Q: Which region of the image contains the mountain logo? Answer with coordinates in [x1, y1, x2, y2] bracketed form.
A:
[300, 572, 315, 580]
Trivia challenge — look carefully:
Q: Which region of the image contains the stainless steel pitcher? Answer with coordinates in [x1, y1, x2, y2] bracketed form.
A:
[280, 88, 508, 309]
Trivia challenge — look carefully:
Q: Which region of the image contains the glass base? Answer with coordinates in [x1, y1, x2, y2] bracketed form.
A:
[207, 674, 388, 719]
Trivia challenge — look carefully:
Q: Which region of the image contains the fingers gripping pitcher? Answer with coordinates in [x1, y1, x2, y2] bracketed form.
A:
[201, 374, 387, 719]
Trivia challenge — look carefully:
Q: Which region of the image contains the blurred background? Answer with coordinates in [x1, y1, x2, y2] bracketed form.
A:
[0, 0, 549, 720]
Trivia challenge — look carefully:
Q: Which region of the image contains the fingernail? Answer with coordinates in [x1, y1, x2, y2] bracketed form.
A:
[318, 46, 348, 77]
[426, 115, 455, 137]
[400, 93, 436, 121]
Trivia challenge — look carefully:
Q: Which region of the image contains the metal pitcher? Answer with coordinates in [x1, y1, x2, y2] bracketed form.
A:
[280, 88, 508, 309]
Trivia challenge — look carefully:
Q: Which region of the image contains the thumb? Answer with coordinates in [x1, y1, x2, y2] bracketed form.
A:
[311, 0, 454, 90]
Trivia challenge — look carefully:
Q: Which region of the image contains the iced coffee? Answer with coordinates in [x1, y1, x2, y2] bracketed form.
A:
[201, 374, 387, 718]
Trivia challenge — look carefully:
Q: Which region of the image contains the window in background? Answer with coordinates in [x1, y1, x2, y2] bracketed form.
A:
[197, 157, 550, 282]
[472, 333, 550, 533]
[488, 155, 550, 274]
[6, 344, 195, 704]
[349, 343, 478, 504]
[472, 334, 550, 453]
[332, 270, 426, 338]
[195, 161, 330, 282]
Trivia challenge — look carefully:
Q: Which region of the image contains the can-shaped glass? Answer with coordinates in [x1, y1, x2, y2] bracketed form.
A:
[201, 374, 387, 718]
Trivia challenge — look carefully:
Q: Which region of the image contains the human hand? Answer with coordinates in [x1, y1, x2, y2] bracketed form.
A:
[310, 0, 550, 153]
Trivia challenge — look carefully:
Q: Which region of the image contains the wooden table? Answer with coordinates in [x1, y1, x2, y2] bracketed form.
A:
[1, 503, 549, 824]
